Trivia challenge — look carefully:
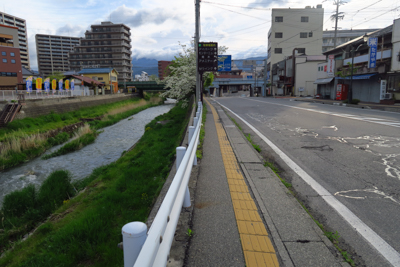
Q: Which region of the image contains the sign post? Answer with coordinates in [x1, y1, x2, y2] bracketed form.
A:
[218, 55, 231, 72]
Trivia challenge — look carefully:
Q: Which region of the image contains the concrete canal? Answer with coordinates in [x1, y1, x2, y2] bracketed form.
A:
[0, 104, 175, 203]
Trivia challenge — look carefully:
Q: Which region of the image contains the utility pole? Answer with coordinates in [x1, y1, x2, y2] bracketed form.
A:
[195, 0, 200, 103]
[333, 0, 346, 49]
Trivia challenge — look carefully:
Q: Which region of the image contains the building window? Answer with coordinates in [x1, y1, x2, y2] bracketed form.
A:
[2, 59, 7, 63]
[10, 52, 15, 57]
[274, 48, 282, 54]
[300, 32, 308, 38]
[297, 48, 306, 54]
[275, 32, 283, 38]
[301, 16, 309, 22]
[1, 52, 6, 56]
[98, 77, 103, 81]
[11, 59, 16, 64]
[309, 32, 313, 37]
[275, 16, 283, 22]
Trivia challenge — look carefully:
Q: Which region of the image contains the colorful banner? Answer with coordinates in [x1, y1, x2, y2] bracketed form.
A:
[36, 77, 43, 90]
[26, 76, 33, 92]
[52, 79, 57, 90]
[59, 79, 63, 91]
[71, 79, 75, 90]
[65, 80, 70, 90]
[44, 78, 50, 92]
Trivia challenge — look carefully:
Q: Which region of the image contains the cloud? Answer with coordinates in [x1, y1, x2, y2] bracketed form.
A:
[109, 5, 181, 28]
[55, 24, 86, 37]
[233, 45, 268, 60]
[247, 0, 290, 8]
[131, 41, 192, 61]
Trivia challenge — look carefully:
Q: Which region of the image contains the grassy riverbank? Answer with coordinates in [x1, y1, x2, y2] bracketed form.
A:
[0, 101, 190, 266]
[0, 96, 162, 171]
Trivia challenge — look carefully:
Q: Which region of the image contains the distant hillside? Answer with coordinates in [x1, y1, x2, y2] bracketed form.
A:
[132, 58, 159, 77]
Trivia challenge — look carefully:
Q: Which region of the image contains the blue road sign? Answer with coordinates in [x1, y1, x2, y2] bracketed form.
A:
[218, 55, 232, 71]
[368, 37, 378, 68]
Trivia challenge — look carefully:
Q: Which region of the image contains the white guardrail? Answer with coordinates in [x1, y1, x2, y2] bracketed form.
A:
[121, 101, 203, 267]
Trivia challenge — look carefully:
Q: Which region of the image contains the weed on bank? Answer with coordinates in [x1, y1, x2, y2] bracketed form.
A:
[0, 101, 190, 267]
[0, 97, 162, 170]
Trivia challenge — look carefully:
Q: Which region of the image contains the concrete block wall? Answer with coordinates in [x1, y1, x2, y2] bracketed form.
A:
[15, 94, 134, 119]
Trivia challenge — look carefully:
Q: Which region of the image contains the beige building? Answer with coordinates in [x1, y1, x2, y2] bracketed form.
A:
[69, 21, 132, 82]
[0, 12, 30, 69]
[36, 34, 80, 76]
[267, 5, 324, 69]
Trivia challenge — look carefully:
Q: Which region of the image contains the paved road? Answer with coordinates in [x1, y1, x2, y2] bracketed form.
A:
[212, 96, 400, 266]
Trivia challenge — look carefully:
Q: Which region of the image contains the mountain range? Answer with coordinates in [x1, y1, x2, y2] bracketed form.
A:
[131, 56, 268, 77]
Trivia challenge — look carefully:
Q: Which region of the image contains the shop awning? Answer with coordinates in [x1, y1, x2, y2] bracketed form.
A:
[314, 77, 334, 84]
[336, 73, 377, 80]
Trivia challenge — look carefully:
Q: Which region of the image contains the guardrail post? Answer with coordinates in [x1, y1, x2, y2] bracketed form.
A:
[122, 222, 147, 267]
[188, 126, 197, 166]
[193, 116, 198, 128]
[177, 146, 191, 208]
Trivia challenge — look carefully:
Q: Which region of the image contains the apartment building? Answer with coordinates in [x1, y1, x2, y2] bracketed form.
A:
[0, 12, 30, 69]
[267, 5, 324, 69]
[69, 21, 132, 82]
[322, 29, 380, 52]
[35, 34, 80, 76]
[0, 24, 23, 90]
[158, 60, 171, 80]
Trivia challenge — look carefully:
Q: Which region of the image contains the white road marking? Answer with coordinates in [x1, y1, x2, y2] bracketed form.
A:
[243, 98, 400, 128]
[322, 125, 338, 131]
[334, 187, 400, 205]
[215, 100, 400, 267]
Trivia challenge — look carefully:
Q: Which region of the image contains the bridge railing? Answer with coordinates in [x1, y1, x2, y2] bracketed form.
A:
[121, 101, 203, 267]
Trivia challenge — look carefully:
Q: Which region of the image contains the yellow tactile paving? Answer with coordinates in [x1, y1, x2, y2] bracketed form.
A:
[204, 98, 279, 267]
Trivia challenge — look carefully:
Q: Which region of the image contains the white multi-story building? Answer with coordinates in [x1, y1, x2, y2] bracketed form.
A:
[0, 12, 30, 69]
[267, 5, 324, 69]
[135, 71, 149, 82]
[322, 29, 380, 52]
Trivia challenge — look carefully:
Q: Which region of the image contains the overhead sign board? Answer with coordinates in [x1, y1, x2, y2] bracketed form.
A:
[198, 42, 218, 72]
[368, 37, 378, 68]
[327, 55, 335, 77]
[218, 55, 231, 72]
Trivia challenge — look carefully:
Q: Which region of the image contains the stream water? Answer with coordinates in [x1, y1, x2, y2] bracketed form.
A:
[0, 104, 175, 204]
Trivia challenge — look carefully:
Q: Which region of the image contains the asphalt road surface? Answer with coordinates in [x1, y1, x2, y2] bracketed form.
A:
[212, 96, 400, 267]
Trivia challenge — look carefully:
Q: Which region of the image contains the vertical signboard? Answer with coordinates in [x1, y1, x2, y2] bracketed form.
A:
[198, 42, 218, 72]
[218, 55, 231, 71]
[71, 79, 75, 91]
[327, 55, 335, 77]
[380, 80, 387, 100]
[368, 37, 378, 68]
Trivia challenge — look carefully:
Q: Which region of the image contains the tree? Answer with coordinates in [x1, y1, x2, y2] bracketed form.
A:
[149, 74, 158, 81]
[161, 42, 227, 106]
[48, 72, 65, 81]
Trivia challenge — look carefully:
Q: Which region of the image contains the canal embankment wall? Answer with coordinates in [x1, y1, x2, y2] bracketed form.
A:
[13, 94, 136, 119]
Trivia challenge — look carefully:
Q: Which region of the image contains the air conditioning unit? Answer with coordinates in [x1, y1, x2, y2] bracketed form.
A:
[384, 93, 392, 99]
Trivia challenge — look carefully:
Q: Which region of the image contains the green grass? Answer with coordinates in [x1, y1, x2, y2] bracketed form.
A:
[196, 102, 207, 159]
[0, 170, 75, 253]
[0, 98, 162, 171]
[0, 101, 190, 267]
[42, 132, 98, 160]
[245, 133, 261, 153]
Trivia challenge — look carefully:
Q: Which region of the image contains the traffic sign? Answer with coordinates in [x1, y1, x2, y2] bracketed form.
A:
[198, 42, 218, 72]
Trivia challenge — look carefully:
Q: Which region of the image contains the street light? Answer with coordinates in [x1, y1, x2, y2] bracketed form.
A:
[348, 34, 369, 104]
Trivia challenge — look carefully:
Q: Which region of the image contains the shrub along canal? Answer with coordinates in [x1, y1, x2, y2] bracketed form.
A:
[0, 104, 174, 203]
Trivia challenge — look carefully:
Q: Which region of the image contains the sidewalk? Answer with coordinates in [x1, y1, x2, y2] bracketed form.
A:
[184, 98, 349, 266]
[293, 97, 400, 113]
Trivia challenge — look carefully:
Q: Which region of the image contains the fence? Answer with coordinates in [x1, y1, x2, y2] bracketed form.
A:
[0, 90, 95, 101]
[121, 101, 203, 267]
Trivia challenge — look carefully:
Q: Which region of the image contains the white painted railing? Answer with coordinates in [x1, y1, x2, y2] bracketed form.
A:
[0, 90, 95, 101]
[122, 101, 203, 267]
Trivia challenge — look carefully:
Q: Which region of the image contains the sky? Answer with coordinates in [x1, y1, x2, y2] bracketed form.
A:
[2, 0, 400, 70]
